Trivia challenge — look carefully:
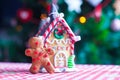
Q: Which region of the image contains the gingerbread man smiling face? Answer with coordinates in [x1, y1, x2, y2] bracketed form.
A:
[25, 37, 55, 74]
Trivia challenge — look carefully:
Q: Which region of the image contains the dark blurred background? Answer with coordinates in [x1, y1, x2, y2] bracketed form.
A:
[0, 0, 120, 64]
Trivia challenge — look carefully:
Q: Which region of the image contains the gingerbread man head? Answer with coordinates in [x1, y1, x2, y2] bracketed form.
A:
[25, 37, 54, 57]
[28, 37, 43, 49]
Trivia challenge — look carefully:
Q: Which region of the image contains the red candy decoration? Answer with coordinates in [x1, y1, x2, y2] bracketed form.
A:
[33, 66, 37, 70]
[47, 48, 51, 52]
[32, 58, 36, 62]
[26, 49, 31, 54]
[43, 54, 48, 58]
[47, 62, 50, 66]
[35, 41, 39, 46]
[37, 56, 41, 60]
[34, 51, 39, 55]
[39, 52, 43, 56]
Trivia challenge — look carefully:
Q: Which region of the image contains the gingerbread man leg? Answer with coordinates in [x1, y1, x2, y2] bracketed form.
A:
[43, 60, 55, 74]
[30, 63, 41, 74]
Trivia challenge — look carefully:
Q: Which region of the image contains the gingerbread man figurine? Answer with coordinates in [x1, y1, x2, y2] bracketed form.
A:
[25, 37, 55, 74]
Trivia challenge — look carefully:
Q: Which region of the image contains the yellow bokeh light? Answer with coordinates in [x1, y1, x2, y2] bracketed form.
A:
[79, 16, 86, 23]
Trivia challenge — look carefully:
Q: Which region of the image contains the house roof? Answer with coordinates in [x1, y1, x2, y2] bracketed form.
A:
[42, 17, 79, 45]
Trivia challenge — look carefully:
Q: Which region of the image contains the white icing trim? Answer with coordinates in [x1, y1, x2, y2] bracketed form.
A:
[47, 38, 70, 44]
[54, 51, 67, 68]
[75, 36, 81, 41]
[52, 46, 70, 51]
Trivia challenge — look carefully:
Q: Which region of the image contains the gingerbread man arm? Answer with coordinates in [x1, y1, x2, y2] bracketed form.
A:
[45, 48, 54, 55]
[25, 48, 33, 57]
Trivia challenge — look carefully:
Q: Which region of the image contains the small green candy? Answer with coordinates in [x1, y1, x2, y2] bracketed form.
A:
[68, 55, 75, 68]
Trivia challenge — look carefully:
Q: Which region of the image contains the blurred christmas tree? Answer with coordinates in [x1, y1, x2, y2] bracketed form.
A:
[0, 0, 120, 64]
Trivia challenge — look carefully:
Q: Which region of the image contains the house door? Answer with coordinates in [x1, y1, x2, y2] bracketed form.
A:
[54, 51, 67, 67]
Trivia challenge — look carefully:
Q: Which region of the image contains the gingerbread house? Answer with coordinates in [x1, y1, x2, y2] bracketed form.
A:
[37, 4, 81, 71]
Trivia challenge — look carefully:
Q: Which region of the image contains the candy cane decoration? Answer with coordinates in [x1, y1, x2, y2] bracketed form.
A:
[70, 43, 74, 55]
[60, 18, 76, 55]
[60, 18, 76, 43]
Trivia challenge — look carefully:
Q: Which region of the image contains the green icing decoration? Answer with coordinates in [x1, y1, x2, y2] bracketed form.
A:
[68, 55, 75, 68]
[54, 29, 64, 39]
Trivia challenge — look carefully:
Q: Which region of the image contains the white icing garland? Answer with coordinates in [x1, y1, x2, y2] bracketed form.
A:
[47, 38, 71, 44]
